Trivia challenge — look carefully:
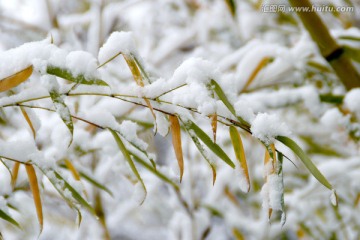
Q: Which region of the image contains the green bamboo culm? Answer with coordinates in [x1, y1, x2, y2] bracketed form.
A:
[289, 0, 360, 90]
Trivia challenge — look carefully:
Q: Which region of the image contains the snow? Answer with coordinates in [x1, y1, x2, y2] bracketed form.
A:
[344, 88, 360, 118]
[98, 31, 138, 64]
[65, 51, 99, 78]
[251, 113, 291, 144]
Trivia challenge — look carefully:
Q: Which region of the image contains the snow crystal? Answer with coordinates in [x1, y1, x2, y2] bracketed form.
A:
[98, 31, 137, 64]
[344, 88, 360, 118]
[251, 113, 291, 144]
[261, 174, 284, 212]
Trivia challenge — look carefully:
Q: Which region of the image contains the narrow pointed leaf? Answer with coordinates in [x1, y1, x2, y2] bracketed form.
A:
[64, 159, 80, 181]
[46, 65, 108, 86]
[109, 128, 147, 204]
[79, 172, 113, 197]
[210, 80, 250, 129]
[53, 171, 96, 216]
[0, 209, 20, 228]
[11, 162, 20, 190]
[185, 119, 235, 168]
[242, 57, 271, 92]
[276, 136, 332, 190]
[210, 114, 217, 143]
[169, 115, 184, 182]
[0, 159, 13, 180]
[123, 53, 157, 133]
[0, 65, 33, 92]
[229, 126, 250, 192]
[49, 89, 73, 146]
[20, 107, 36, 138]
[183, 123, 217, 185]
[25, 164, 43, 232]
[224, 0, 236, 17]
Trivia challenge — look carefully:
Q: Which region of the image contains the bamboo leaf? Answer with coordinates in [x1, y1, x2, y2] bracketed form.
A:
[229, 126, 250, 192]
[79, 172, 113, 197]
[20, 107, 36, 138]
[46, 65, 108, 86]
[11, 162, 20, 190]
[210, 114, 217, 143]
[185, 119, 235, 168]
[169, 115, 184, 182]
[109, 128, 147, 204]
[276, 136, 333, 190]
[64, 159, 80, 181]
[25, 164, 43, 232]
[0, 65, 33, 92]
[122, 53, 157, 134]
[210, 80, 250, 129]
[49, 89, 73, 146]
[39, 167, 84, 226]
[0, 158, 13, 181]
[0, 209, 20, 228]
[242, 57, 271, 92]
[224, 0, 236, 17]
[184, 123, 217, 185]
[343, 45, 360, 63]
[52, 170, 96, 216]
[232, 228, 245, 240]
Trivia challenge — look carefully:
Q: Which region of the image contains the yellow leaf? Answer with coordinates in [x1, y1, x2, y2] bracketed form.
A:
[242, 57, 271, 92]
[210, 114, 217, 143]
[229, 126, 250, 192]
[264, 144, 276, 219]
[64, 159, 88, 198]
[64, 159, 80, 181]
[232, 227, 245, 240]
[25, 164, 43, 232]
[123, 54, 157, 134]
[11, 162, 21, 190]
[0, 65, 33, 92]
[210, 164, 217, 185]
[169, 115, 184, 182]
[20, 107, 36, 138]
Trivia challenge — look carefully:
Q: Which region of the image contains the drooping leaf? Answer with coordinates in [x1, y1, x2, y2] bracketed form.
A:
[20, 107, 36, 138]
[38, 167, 84, 226]
[169, 115, 184, 182]
[122, 53, 157, 134]
[277, 151, 286, 226]
[0, 209, 20, 228]
[11, 162, 20, 190]
[210, 114, 217, 143]
[109, 128, 147, 204]
[343, 45, 360, 63]
[276, 136, 333, 190]
[184, 119, 235, 168]
[64, 159, 80, 181]
[79, 172, 113, 197]
[210, 80, 250, 130]
[229, 126, 250, 192]
[232, 228, 245, 240]
[0, 65, 33, 92]
[46, 65, 108, 86]
[25, 164, 43, 232]
[224, 0, 236, 17]
[49, 89, 73, 146]
[242, 57, 272, 92]
[52, 170, 96, 216]
[184, 124, 217, 185]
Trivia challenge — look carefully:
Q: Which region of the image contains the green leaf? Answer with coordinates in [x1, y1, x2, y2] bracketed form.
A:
[224, 0, 236, 17]
[183, 124, 217, 185]
[0, 209, 20, 228]
[79, 172, 113, 197]
[343, 45, 360, 63]
[276, 136, 333, 190]
[49, 89, 73, 146]
[46, 65, 108, 86]
[210, 80, 250, 130]
[109, 128, 147, 204]
[184, 119, 235, 168]
[53, 171, 97, 216]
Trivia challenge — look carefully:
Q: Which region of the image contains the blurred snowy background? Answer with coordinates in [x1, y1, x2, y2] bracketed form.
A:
[0, 0, 360, 239]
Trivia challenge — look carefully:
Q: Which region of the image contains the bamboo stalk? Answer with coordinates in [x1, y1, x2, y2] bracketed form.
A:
[289, 0, 360, 90]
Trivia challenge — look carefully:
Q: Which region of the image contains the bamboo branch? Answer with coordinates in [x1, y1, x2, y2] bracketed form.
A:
[289, 0, 360, 90]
